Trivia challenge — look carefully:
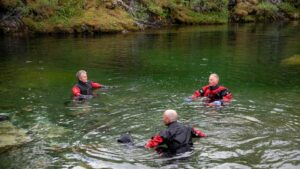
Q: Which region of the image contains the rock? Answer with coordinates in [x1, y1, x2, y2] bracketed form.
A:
[269, 0, 281, 5]
[248, 0, 259, 5]
[104, 0, 118, 9]
[0, 115, 9, 121]
[84, 0, 97, 10]
[281, 55, 300, 65]
[0, 121, 31, 153]
[235, 8, 249, 17]
[30, 123, 71, 139]
[236, 2, 255, 13]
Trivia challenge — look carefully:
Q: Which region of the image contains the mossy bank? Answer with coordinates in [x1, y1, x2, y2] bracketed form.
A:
[0, 0, 299, 35]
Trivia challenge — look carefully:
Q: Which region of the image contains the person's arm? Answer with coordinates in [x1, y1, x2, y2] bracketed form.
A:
[222, 91, 232, 102]
[72, 86, 81, 96]
[145, 134, 164, 149]
[192, 128, 207, 138]
[191, 87, 207, 99]
[208, 89, 232, 106]
[191, 90, 201, 99]
[91, 81, 102, 88]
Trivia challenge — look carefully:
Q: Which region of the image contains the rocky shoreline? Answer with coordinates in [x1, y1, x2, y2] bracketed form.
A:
[0, 0, 299, 35]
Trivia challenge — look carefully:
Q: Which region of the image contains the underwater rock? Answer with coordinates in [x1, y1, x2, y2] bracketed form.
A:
[0, 115, 9, 121]
[281, 55, 300, 65]
[30, 123, 71, 139]
[0, 121, 31, 153]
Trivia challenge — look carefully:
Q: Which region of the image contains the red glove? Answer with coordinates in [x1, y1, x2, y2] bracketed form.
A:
[145, 135, 163, 148]
[192, 128, 206, 137]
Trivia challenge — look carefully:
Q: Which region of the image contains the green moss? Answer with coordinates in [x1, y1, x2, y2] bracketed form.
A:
[278, 2, 297, 13]
[278, 2, 299, 19]
[257, 1, 278, 12]
[256, 1, 279, 20]
[0, 0, 22, 9]
[171, 6, 228, 24]
[3, 0, 300, 34]
[244, 15, 256, 22]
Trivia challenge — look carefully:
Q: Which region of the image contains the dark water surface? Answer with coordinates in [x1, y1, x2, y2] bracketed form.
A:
[0, 23, 300, 169]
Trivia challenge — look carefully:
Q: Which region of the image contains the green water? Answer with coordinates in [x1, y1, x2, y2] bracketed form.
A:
[0, 23, 300, 169]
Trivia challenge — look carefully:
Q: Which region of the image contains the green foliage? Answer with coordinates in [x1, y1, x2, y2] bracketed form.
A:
[283, 0, 300, 7]
[278, 2, 297, 13]
[256, 1, 279, 20]
[0, 0, 23, 9]
[190, 0, 228, 12]
[148, 2, 165, 16]
[257, 1, 279, 13]
[21, 0, 84, 19]
[133, 3, 150, 21]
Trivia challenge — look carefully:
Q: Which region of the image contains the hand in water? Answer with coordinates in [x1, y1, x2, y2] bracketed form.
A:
[184, 97, 193, 102]
[208, 101, 222, 106]
[101, 85, 109, 89]
[77, 94, 93, 100]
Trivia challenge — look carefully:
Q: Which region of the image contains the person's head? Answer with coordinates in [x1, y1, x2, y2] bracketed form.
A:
[208, 73, 219, 86]
[76, 70, 88, 83]
[163, 109, 178, 125]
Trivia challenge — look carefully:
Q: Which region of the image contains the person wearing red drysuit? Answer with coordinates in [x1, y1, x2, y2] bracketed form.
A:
[72, 70, 102, 99]
[191, 73, 232, 106]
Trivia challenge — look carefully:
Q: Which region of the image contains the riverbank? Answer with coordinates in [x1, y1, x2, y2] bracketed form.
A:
[0, 0, 299, 35]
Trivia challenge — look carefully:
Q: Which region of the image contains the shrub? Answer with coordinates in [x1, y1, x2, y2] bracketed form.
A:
[256, 1, 279, 20]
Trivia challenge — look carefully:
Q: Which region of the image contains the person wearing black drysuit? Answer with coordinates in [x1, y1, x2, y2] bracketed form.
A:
[145, 109, 206, 157]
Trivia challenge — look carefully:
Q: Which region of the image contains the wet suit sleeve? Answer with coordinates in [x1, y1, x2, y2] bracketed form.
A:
[220, 89, 232, 103]
[72, 86, 81, 96]
[145, 134, 164, 148]
[191, 128, 206, 138]
[192, 86, 207, 99]
[91, 82, 102, 88]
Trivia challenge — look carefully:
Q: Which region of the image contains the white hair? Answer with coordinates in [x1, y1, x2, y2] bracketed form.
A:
[164, 109, 178, 122]
[76, 70, 87, 79]
[209, 73, 219, 80]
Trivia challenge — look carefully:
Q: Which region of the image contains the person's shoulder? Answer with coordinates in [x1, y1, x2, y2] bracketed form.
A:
[159, 129, 170, 138]
[219, 85, 230, 90]
[202, 85, 210, 90]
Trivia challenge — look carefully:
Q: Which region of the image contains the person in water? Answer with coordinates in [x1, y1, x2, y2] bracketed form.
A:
[72, 70, 103, 99]
[191, 73, 232, 106]
[145, 109, 206, 156]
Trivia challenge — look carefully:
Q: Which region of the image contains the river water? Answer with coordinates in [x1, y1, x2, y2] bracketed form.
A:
[0, 23, 299, 169]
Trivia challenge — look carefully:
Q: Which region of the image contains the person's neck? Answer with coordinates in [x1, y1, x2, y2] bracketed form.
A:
[209, 83, 219, 90]
[167, 121, 177, 126]
[78, 80, 87, 84]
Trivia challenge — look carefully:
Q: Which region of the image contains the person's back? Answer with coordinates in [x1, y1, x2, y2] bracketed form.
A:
[159, 121, 194, 155]
[145, 110, 206, 156]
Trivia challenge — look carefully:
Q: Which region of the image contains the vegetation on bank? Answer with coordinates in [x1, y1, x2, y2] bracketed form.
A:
[0, 0, 299, 34]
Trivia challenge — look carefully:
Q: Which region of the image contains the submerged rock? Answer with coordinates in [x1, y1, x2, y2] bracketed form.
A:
[30, 123, 71, 139]
[0, 121, 31, 153]
[281, 55, 300, 65]
[0, 115, 9, 121]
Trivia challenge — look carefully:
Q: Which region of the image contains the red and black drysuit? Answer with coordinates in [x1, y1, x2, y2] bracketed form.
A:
[72, 80, 102, 98]
[145, 121, 206, 156]
[193, 84, 232, 105]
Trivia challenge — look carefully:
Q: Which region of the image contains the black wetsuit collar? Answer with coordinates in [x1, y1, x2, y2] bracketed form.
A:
[78, 80, 88, 85]
[209, 84, 220, 91]
[167, 121, 178, 128]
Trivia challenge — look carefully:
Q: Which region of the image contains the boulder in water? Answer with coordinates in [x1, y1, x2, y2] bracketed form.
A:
[0, 121, 31, 153]
[117, 133, 134, 145]
[281, 55, 300, 66]
[0, 115, 9, 121]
